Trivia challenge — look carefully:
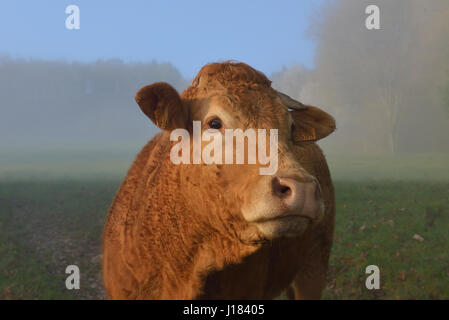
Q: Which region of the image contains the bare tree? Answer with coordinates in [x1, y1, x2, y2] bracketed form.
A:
[301, 0, 449, 154]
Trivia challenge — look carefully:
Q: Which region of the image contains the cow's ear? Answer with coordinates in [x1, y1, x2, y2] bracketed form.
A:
[135, 82, 188, 130]
[291, 106, 336, 142]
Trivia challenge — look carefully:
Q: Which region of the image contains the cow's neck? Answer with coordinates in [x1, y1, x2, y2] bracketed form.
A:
[134, 137, 262, 299]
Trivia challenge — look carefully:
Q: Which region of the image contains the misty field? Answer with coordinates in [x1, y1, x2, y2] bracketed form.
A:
[0, 175, 448, 300]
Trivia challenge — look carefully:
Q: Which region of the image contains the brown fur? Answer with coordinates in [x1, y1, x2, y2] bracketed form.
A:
[102, 61, 336, 299]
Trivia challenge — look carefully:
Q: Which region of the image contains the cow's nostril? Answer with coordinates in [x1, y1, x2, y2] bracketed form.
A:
[272, 177, 294, 199]
[280, 185, 291, 197]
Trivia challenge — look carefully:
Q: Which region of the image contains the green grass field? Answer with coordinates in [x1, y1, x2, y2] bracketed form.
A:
[0, 153, 448, 299]
[0, 179, 117, 299]
[324, 181, 449, 299]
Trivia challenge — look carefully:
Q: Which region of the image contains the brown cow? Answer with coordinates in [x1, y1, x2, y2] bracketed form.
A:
[102, 61, 336, 299]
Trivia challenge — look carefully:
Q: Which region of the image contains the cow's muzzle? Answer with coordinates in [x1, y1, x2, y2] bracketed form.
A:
[270, 175, 323, 221]
[242, 172, 325, 239]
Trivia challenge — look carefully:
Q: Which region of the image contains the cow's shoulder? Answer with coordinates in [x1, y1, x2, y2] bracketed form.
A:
[104, 132, 164, 238]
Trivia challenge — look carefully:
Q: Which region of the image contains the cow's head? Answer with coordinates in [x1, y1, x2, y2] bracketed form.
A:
[135, 62, 335, 244]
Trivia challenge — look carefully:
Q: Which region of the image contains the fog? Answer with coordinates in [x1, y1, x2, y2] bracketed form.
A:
[1, 0, 449, 179]
[272, 0, 449, 154]
[0, 57, 188, 152]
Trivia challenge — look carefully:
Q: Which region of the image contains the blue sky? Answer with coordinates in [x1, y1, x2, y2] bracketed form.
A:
[0, 0, 327, 78]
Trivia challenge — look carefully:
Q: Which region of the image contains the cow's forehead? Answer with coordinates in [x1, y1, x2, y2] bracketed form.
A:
[189, 85, 290, 129]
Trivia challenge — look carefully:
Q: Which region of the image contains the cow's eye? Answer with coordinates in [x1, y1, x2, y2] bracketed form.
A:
[208, 118, 222, 129]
